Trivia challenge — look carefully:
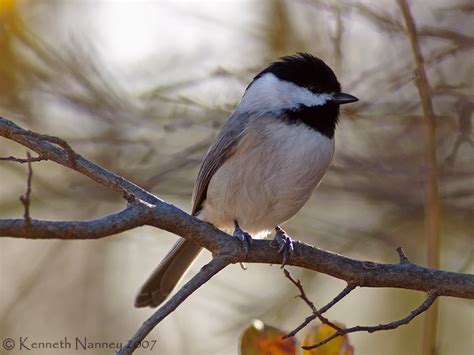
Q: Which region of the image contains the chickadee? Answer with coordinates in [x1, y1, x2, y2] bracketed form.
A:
[135, 53, 358, 308]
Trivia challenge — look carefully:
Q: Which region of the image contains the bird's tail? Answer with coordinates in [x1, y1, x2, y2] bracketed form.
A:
[134, 239, 202, 308]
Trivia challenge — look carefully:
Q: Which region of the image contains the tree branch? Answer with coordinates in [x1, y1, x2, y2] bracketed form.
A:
[19, 152, 33, 227]
[0, 117, 160, 204]
[302, 291, 439, 350]
[2, 209, 473, 299]
[0, 154, 47, 163]
[1, 116, 473, 354]
[116, 256, 230, 355]
[0, 203, 152, 240]
[284, 267, 439, 350]
[284, 269, 344, 336]
[397, 1, 442, 353]
[283, 280, 356, 339]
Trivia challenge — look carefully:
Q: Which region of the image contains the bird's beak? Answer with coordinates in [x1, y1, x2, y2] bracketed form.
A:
[333, 92, 359, 105]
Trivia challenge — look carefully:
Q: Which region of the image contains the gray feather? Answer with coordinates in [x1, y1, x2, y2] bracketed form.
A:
[192, 113, 249, 215]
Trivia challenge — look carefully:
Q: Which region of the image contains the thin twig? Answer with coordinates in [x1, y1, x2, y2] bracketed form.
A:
[0, 155, 46, 163]
[284, 314, 318, 339]
[19, 152, 33, 227]
[397, 1, 441, 354]
[284, 269, 343, 332]
[0, 117, 156, 204]
[396, 246, 410, 264]
[397, 0, 440, 269]
[17, 130, 78, 167]
[303, 292, 439, 350]
[318, 283, 356, 314]
[284, 282, 356, 339]
[116, 256, 230, 355]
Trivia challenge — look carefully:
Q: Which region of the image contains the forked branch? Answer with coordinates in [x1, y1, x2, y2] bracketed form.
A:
[1, 116, 473, 355]
[284, 268, 438, 350]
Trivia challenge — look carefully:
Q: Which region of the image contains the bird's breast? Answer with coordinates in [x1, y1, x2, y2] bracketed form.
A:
[200, 117, 335, 236]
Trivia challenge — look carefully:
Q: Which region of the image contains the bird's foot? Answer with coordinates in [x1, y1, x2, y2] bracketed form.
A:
[272, 226, 294, 268]
[233, 221, 253, 258]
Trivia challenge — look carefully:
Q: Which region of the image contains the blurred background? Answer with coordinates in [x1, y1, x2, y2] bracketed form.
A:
[0, 0, 473, 354]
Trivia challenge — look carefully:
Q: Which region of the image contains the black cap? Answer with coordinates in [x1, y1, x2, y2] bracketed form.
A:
[248, 53, 341, 94]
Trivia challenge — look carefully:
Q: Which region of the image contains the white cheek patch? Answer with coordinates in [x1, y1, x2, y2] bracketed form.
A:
[239, 73, 332, 114]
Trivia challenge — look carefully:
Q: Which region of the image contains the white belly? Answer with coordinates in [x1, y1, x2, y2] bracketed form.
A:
[198, 118, 334, 237]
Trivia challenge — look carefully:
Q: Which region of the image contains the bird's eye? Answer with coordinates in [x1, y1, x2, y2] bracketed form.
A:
[307, 85, 322, 94]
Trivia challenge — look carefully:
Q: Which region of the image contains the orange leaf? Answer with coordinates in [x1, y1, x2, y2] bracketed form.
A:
[240, 319, 297, 355]
[302, 322, 354, 355]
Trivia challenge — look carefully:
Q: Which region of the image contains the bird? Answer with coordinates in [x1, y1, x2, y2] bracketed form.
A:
[134, 53, 358, 308]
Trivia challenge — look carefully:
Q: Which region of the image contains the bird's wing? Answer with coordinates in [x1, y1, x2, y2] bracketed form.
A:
[192, 112, 249, 215]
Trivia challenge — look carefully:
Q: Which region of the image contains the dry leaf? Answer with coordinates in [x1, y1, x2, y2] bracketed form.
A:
[302, 322, 354, 355]
[240, 319, 297, 355]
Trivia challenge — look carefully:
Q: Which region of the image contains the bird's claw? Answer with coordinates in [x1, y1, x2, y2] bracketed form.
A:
[233, 224, 253, 258]
[274, 226, 294, 268]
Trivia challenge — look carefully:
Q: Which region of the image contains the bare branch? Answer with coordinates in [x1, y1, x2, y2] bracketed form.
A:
[284, 269, 343, 328]
[319, 283, 356, 314]
[396, 246, 410, 264]
[2, 208, 472, 299]
[1, 116, 473, 355]
[397, 0, 440, 267]
[0, 116, 158, 204]
[284, 265, 439, 350]
[397, 1, 442, 353]
[0, 203, 152, 240]
[0, 155, 46, 163]
[19, 152, 33, 227]
[116, 256, 230, 355]
[303, 292, 439, 350]
[284, 276, 355, 339]
[18, 130, 78, 167]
